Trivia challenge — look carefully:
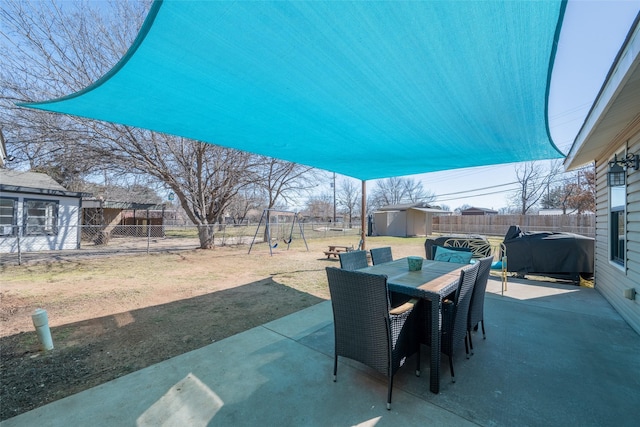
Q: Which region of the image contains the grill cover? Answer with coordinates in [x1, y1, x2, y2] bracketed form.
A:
[503, 225, 594, 279]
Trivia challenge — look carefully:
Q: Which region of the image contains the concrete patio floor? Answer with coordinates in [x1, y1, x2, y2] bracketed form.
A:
[3, 275, 640, 426]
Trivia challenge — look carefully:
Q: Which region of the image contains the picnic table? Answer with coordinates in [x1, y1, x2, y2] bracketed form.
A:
[323, 245, 353, 259]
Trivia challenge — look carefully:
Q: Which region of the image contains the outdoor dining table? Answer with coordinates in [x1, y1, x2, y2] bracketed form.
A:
[357, 257, 467, 394]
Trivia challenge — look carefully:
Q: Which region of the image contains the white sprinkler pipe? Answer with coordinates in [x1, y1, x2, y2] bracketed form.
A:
[31, 308, 54, 351]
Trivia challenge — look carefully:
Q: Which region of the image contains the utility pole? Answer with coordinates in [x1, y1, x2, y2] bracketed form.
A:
[332, 172, 336, 223]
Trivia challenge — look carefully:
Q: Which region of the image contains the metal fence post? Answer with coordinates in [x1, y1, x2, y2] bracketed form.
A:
[17, 226, 22, 266]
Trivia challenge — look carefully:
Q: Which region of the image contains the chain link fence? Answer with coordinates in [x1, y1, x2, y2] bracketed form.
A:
[0, 223, 362, 265]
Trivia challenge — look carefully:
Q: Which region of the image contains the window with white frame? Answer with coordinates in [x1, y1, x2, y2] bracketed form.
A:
[24, 199, 59, 236]
[0, 197, 17, 236]
[609, 172, 626, 266]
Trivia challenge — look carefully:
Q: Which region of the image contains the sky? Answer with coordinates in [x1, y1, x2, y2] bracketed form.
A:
[353, 0, 640, 212]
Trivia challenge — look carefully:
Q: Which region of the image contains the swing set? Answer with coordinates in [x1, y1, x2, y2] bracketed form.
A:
[248, 209, 309, 256]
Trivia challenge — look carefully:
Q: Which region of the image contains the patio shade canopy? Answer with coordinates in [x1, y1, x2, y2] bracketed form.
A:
[21, 0, 566, 181]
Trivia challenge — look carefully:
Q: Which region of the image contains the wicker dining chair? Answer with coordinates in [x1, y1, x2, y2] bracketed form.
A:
[325, 267, 420, 410]
[467, 256, 494, 354]
[441, 262, 480, 382]
[338, 250, 368, 270]
[370, 247, 393, 265]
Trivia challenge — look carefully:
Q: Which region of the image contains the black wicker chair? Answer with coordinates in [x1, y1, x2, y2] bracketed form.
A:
[467, 256, 494, 354]
[370, 247, 393, 265]
[338, 250, 368, 270]
[325, 267, 420, 410]
[440, 262, 480, 382]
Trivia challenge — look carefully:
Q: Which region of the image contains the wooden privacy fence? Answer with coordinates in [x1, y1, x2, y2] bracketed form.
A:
[432, 214, 595, 238]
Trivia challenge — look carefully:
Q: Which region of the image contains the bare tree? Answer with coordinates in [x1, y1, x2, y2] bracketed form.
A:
[510, 161, 560, 215]
[306, 194, 333, 222]
[336, 178, 360, 226]
[253, 157, 319, 240]
[226, 185, 264, 224]
[368, 177, 435, 212]
[256, 157, 318, 210]
[0, 0, 151, 184]
[90, 123, 258, 247]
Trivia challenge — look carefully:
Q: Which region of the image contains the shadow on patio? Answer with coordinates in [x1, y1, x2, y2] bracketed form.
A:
[4, 275, 639, 426]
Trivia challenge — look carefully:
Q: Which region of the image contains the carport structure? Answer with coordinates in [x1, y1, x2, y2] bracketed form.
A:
[20, 0, 567, 245]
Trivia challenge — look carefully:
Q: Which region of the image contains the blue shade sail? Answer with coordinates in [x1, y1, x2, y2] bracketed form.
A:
[21, 0, 566, 180]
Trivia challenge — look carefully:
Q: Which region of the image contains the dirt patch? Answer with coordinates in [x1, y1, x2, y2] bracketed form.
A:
[1, 278, 321, 420]
[0, 240, 340, 421]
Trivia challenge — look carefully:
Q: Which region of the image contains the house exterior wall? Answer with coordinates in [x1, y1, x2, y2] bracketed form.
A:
[595, 130, 640, 335]
[0, 192, 81, 253]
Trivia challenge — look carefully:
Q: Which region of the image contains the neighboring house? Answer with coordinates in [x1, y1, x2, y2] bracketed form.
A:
[460, 207, 498, 216]
[0, 170, 85, 253]
[564, 15, 640, 335]
[373, 202, 447, 237]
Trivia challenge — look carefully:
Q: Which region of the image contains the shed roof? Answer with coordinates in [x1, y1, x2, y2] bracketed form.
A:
[379, 202, 435, 211]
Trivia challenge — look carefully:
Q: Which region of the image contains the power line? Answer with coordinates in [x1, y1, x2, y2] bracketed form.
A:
[430, 164, 594, 204]
[433, 181, 519, 197]
[435, 186, 520, 203]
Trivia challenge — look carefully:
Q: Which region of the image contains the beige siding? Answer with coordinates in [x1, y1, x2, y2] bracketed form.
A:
[373, 212, 389, 236]
[373, 211, 407, 237]
[406, 210, 432, 236]
[406, 210, 421, 236]
[595, 131, 640, 335]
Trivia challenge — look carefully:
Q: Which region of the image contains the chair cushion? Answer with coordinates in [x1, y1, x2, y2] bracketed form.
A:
[434, 246, 473, 264]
